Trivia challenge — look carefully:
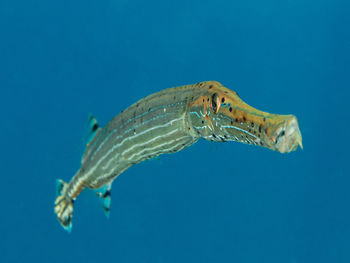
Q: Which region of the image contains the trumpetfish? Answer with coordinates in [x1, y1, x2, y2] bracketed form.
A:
[54, 81, 302, 231]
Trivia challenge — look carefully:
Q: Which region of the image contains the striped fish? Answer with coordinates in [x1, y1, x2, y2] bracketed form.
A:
[54, 81, 302, 231]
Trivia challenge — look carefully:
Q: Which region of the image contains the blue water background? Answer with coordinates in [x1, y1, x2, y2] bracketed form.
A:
[1, 0, 349, 262]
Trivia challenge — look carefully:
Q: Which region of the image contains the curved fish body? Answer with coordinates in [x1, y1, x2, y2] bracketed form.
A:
[54, 81, 302, 231]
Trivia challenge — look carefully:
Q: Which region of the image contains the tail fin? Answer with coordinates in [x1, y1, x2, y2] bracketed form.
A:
[54, 179, 74, 232]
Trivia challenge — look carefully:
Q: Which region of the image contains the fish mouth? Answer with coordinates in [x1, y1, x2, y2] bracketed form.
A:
[270, 115, 303, 153]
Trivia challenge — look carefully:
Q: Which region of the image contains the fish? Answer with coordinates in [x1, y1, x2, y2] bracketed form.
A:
[54, 81, 302, 231]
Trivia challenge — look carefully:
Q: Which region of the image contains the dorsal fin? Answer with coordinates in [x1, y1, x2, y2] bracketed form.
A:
[81, 114, 102, 164]
[87, 114, 101, 145]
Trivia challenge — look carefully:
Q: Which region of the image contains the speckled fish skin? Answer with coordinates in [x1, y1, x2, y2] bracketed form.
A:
[54, 81, 302, 231]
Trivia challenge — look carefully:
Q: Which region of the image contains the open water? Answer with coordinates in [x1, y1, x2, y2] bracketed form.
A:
[1, 0, 349, 262]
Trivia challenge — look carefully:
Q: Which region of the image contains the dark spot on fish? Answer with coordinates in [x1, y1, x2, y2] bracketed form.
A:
[229, 107, 232, 112]
[224, 91, 228, 94]
[209, 85, 213, 89]
[260, 141, 264, 146]
[91, 123, 98, 133]
[235, 118, 239, 123]
[253, 130, 256, 134]
[259, 125, 262, 133]
[251, 122, 254, 127]
[224, 135, 228, 139]
[212, 134, 217, 138]
[221, 97, 225, 103]
[231, 120, 234, 125]
[136, 103, 139, 108]
[248, 129, 251, 132]
[188, 127, 191, 130]
[202, 120, 204, 124]
[243, 116, 246, 122]
[102, 190, 111, 198]
[274, 130, 286, 144]
[211, 93, 218, 113]
[148, 108, 151, 112]
[203, 98, 205, 103]
[207, 98, 209, 102]
[263, 117, 266, 122]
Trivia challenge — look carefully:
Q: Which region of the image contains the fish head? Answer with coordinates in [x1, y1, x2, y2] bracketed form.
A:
[187, 81, 302, 153]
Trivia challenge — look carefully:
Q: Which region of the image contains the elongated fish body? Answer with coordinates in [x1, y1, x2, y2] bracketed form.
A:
[55, 81, 302, 231]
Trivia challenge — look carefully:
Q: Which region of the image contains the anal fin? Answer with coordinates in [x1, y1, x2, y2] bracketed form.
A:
[94, 183, 112, 218]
